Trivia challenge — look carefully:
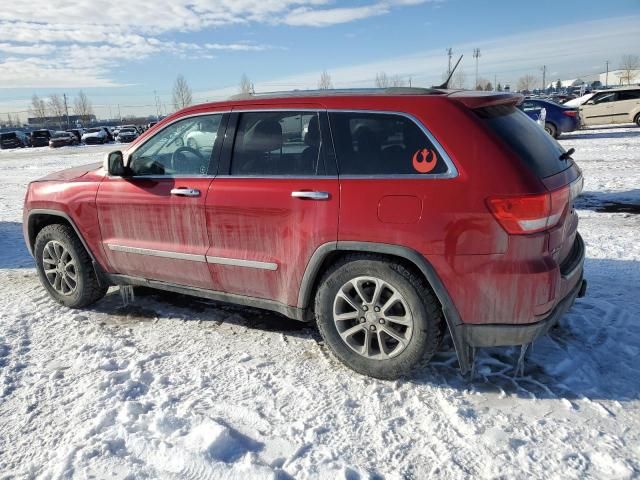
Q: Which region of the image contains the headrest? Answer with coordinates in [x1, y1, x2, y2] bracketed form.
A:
[244, 119, 282, 153]
[353, 125, 380, 153]
[304, 115, 320, 147]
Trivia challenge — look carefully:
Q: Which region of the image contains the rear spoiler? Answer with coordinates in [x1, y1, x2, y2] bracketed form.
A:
[447, 91, 524, 109]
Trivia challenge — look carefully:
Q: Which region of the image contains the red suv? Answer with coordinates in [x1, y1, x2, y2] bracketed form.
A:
[23, 89, 586, 379]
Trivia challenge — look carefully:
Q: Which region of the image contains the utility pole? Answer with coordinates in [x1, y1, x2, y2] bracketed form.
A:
[446, 48, 453, 75]
[153, 90, 161, 120]
[541, 65, 547, 92]
[473, 48, 481, 89]
[494, 74, 497, 91]
[62, 93, 70, 129]
[409, 76, 412, 88]
[605, 60, 609, 87]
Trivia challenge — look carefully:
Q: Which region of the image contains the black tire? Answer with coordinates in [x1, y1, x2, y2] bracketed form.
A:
[544, 122, 558, 138]
[314, 255, 444, 379]
[634, 113, 640, 127]
[34, 224, 107, 308]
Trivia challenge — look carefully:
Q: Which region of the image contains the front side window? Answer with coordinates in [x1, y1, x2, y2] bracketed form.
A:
[129, 114, 223, 176]
[592, 92, 617, 104]
[230, 111, 325, 176]
[329, 112, 449, 176]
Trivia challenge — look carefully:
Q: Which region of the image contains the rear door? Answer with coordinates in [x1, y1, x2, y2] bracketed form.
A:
[611, 89, 640, 123]
[97, 112, 228, 289]
[204, 107, 339, 307]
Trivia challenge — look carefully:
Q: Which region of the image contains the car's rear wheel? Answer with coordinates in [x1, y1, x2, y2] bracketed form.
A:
[634, 113, 640, 127]
[315, 255, 444, 379]
[544, 122, 558, 138]
[34, 224, 108, 308]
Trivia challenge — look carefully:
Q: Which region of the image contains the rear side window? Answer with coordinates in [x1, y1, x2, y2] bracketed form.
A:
[328, 112, 449, 176]
[476, 105, 569, 178]
[231, 111, 325, 176]
[617, 90, 640, 101]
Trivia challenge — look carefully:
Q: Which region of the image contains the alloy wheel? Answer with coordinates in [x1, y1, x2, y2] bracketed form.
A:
[332, 276, 413, 359]
[42, 240, 77, 296]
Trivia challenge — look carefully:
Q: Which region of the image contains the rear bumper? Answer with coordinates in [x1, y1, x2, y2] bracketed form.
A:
[460, 233, 586, 348]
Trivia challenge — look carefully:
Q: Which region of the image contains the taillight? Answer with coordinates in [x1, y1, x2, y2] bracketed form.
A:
[487, 186, 570, 234]
[563, 110, 578, 117]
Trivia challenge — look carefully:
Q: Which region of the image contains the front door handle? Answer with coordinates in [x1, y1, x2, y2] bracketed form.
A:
[291, 191, 330, 200]
[170, 188, 200, 197]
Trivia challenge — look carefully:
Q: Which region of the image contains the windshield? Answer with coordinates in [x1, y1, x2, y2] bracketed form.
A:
[87, 128, 102, 133]
[476, 104, 570, 178]
[120, 128, 136, 133]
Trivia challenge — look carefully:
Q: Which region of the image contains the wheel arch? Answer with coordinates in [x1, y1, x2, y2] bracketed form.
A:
[299, 241, 472, 373]
[27, 209, 109, 285]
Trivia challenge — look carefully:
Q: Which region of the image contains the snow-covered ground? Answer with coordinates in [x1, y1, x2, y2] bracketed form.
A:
[1, 129, 639, 479]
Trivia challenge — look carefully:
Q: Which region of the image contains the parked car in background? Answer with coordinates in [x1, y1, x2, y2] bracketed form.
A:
[579, 86, 640, 126]
[23, 88, 586, 379]
[82, 127, 109, 145]
[147, 121, 158, 129]
[66, 129, 84, 143]
[185, 117, 218, 151]
[0, 131, 31, 149]
[30, 129, 54, 147]
[49, 131, 79, 148]
[116, 127, 139, 143]
[519, 98, 580, 137]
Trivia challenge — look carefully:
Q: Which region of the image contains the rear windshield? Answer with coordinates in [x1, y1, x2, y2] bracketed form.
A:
[87, 128, 102, 133]
[0, 132, 17, 140]
[32, 130, 50, 138]
[475, 105, 571, 178]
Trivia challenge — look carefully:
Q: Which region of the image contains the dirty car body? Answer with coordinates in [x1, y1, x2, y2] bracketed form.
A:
[23, 88, 586, 378]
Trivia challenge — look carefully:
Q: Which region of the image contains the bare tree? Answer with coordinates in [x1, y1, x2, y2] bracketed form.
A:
[620, 54, 640, 85]
[30, 94, 47, 124]
[238, 74, 254, 95]
[48, 94, 66, 128]
[517, 74, 537, 92]
[451, 69, 466, 89]
[73, 91, 94, 126]
[475, 77, 491, 91]
[172, 74, 193, 110]
[6, 113, 13, 127]
[390, 75, 405, 87]
[318, 70, 333, 90]
[375, 72, 390, 88]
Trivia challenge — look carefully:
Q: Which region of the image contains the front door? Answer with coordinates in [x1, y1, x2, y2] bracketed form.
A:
[581, 91, 616, 125]
[204, 108, 339, 307]
[97, 112, 228, 289]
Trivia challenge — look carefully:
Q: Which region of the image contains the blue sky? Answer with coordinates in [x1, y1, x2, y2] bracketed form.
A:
[0, 0, 638, 119]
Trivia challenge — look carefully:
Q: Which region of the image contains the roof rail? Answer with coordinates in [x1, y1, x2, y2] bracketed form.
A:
[229, 87, 446, 100]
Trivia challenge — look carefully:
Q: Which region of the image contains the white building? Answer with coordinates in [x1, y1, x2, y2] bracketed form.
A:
[547, 69, 640, 89]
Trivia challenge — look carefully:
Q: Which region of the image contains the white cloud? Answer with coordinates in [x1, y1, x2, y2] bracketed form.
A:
[0, 1, 426, 88]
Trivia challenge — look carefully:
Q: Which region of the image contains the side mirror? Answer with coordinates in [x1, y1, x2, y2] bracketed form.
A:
[585, 100, 595, 105]
[104, 150, 126, 176]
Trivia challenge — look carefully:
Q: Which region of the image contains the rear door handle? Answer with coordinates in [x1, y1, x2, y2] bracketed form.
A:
[291, 191, 330, 200]
[170, 188, 201, 197]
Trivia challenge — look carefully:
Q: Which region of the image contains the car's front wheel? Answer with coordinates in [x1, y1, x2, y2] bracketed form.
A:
[315, 255, 444, 379]
[34, 224, 108, 308]
[634, 113, 640, 127]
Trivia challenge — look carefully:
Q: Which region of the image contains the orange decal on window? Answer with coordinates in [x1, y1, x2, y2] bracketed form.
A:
[412, 148, 437, 173]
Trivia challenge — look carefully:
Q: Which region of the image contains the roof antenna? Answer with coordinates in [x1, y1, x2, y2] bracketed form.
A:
[434, 54, 463, 89]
